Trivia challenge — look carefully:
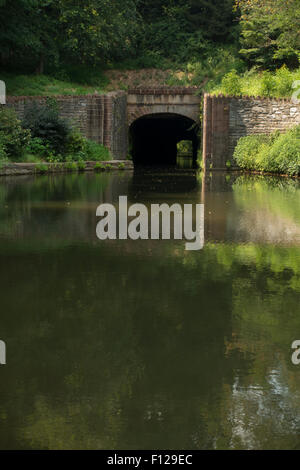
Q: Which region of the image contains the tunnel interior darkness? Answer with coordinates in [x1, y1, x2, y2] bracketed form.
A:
[129, 113, 199, 166]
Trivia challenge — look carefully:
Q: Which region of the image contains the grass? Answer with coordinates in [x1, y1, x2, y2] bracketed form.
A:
[1, 72, 108, 96]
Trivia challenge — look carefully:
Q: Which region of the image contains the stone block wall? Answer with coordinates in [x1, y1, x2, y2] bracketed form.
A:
[203, 93, 300, 170]
[6, 91, 128, 160]
[6, 90, 299, 167]
[127, 87, 201, 126]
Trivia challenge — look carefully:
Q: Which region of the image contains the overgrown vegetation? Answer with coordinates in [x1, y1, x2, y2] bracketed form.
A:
[167, 54, 300, 98]
[0, 0, 237, 73]
[0, 0, 299, 98]
[233, 125, 300, 176]
[237, 0, 300, 70]
[0, 103, 112, 164]
[211, 65, 300, 97]
[0, 107, 31, 162]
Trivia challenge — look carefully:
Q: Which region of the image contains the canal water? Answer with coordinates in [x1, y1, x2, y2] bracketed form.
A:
[0, 168, 299, 450]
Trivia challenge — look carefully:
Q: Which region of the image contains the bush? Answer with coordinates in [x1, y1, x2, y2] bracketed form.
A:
[234, 134, 272, 170]
[210, 65, 300, 98]
[0, 136, 8, 165]
[233, 126, 300, 176]
[264, 127, 300, 175]
[0, 107, 31, 159]
[275, 65, 295, 97]
[221, 70, 242, 96]
[22, 100, 71, 155]
[0, 103, 112, 164]
[64, 135, 112, 162]
[84, 139, 112, 161]
[259, 71, 277, 97]
[65, 131, 86, 155]
[25, 137, 54, 159]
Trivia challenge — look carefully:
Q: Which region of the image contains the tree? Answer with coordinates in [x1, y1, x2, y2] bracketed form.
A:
[0, 0, 140, 72]
[184, 0, 237, 42]
[57, 0, 140, 65]
[0, 0, 59, 72]
[236, 0, 300, 68]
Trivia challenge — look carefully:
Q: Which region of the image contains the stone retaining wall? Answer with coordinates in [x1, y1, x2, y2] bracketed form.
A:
[203, 94, 300, 170]
[0, 160, 133, 177]
[6, 92, 128, 160]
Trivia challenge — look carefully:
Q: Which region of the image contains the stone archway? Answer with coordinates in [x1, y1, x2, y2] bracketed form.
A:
[129, 112, 200, 166]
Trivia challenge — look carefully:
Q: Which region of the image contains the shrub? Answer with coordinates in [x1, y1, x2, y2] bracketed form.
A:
[259, 71, 277, 97]
[65, 131, 86, 155]
[64, 136, 111, 162]
[211, 65, 300, 99]
[94, 162, 106, 171]
[0, 107, 31, 159]
[1, 102, 112, 165]
[0, 136, 8, 166]
[64, 161, 78, 171]
[22, 100, 71, 155]
[0, 133, 7, 157]
[25, 137, 54, 159]
[221, 70, 242, 96]
[233, 134, 272, 170]
[275, 65, 294, 97]
[85, 139, 112, 161]
[265, 127, 300, 176]
[233, 126, 300, 176]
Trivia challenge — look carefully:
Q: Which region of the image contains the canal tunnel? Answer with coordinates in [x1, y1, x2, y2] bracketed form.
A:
[129, 113, 200, 166]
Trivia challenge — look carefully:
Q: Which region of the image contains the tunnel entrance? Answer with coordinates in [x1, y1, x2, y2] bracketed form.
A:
[129, 113, 200, 166]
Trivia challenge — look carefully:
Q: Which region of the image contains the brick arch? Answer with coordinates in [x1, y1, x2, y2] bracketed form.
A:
[128, 108, 200, 127]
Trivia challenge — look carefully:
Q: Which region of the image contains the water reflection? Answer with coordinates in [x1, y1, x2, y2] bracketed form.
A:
[0, 170, 299, 449]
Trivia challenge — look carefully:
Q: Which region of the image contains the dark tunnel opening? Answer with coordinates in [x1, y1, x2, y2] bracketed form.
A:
[129, 113, 200, 167]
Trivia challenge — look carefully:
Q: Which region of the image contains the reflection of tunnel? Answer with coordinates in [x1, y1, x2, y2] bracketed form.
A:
[130, 113, 200, 166]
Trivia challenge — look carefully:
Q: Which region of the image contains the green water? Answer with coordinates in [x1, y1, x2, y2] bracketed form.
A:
[0, 169, 300, 450]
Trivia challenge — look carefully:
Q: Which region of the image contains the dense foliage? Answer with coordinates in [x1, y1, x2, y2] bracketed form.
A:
[0, 107, 30, 159]
[23, 100, 71, 154]
[236, 0, 300, 69]
[213, 65, 300, 97]
[0, 104, 112, 164]
[0, 0, 299, 90]
[233, 125, 300, 176]
[0, 0, 237, 72]
[0, 0, 140, 73]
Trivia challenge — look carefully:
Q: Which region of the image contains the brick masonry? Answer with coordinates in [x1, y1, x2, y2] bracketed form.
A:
[5, 89, 300, 167]
[203, 93, 300, 170]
